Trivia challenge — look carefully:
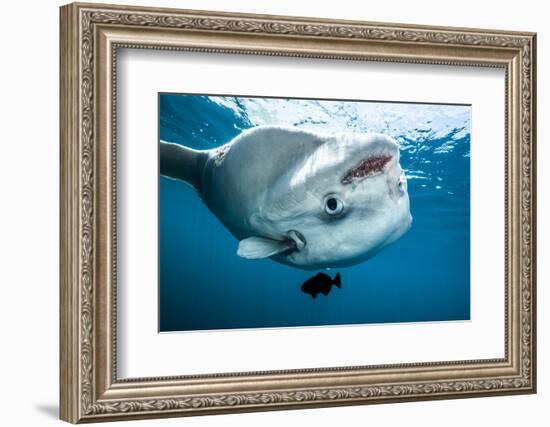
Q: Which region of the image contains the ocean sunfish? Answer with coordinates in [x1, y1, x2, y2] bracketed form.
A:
[160, 125, 412, 270]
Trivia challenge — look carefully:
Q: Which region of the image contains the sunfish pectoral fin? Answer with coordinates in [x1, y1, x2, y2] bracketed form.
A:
[237, 237, 294, 259]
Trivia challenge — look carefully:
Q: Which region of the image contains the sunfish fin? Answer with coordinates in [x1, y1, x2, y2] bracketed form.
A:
[159, 140, 208, 190]
[237, 237, 293, 259]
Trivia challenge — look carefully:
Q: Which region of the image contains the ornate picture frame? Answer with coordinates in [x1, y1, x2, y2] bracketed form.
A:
[60, 2, 536, 423]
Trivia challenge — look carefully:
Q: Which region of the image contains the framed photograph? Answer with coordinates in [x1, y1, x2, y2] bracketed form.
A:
[60, 2, 537, 423]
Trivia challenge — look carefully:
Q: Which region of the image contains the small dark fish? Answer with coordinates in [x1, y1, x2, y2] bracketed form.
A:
[301, 272, 341, 298]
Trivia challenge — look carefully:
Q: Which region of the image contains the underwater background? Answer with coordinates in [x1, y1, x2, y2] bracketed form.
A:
[159, 94, 470, 332]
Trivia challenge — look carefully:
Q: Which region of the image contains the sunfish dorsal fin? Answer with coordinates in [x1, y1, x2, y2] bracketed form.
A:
[237, 237, 293, 259]
[159, 140, 208, 190]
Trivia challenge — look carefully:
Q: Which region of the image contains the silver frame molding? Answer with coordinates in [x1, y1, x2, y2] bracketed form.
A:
[60, 2, 537, 423]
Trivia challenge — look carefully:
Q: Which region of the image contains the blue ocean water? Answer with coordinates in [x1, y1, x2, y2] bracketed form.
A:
[159, 94, 470, 332]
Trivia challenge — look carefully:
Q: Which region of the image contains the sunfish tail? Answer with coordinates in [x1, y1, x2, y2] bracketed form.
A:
[159, 140, 209, 190]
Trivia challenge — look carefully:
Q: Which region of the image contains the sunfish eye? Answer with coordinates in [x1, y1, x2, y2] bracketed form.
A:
[324, 196, 344, 216]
